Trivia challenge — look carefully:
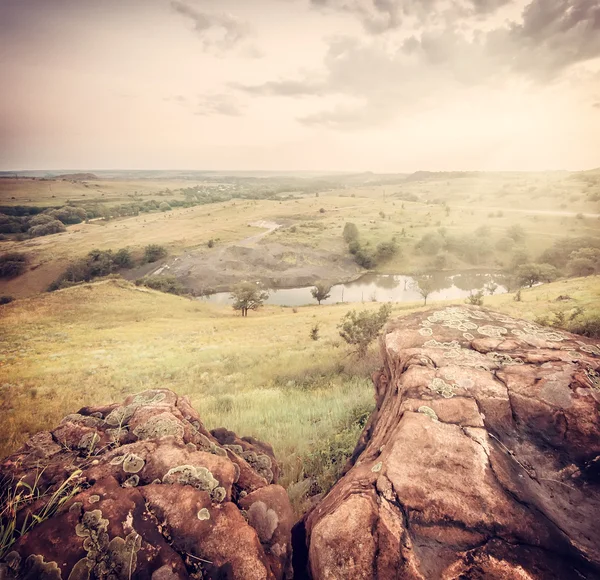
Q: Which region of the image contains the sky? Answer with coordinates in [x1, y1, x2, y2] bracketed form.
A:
[0, 0, 599, 172]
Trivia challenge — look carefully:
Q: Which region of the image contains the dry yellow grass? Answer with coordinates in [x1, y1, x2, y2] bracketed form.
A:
[1, 276, 598, 509]
[2, 176, 598, 298]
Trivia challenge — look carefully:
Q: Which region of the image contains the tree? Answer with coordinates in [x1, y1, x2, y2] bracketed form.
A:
[231, 282, 269, 317]
[338, 303, 392, 357]
[413, 277, 434, 305]
[311, 281, 332, 305]
[506, 224, 526, 243]
[515, 263, 558, 288]
[0, 253, 28, 278]
[343, 222, 359, 243]
[567, 248, 600, 277]
[144, 244, 167, 263]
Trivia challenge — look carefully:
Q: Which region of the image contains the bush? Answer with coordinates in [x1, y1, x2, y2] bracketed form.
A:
[28, 220, 66, 237]
[0, 253, 28, 278]
[47, 206, 87, 224]
[0, 296, 14, 305]
[568, 314, 600, 338]
[465, 290, 484, 306]
[415, 232, 443, 255]
[338, 303, 392, 357]
[310, 324, 320, 341]
[27, 214, 55, 227]
[48, 247, 134, 290]
[136, 275, 186, 295]
[143, 244, 167, 263]
[343, 222, 359, 243]
[159, 202, 172, 212]
[495, 237, 515, 252]
[567, 248, 600, 277]
[354, 246, 376, 269]
[506, 224, 526, 243]
[375, 241, 399, 263]
[113, 248, 134, 269]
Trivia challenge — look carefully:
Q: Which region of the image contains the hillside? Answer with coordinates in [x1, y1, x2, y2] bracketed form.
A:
[1, 276, 598, 513]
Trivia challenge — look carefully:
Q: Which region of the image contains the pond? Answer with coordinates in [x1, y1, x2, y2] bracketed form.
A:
[201, 271, 508, 307]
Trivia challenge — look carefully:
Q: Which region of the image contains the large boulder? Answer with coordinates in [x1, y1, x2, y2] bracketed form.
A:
[301, 306, 600, 579]
[0, 389, 293, 579]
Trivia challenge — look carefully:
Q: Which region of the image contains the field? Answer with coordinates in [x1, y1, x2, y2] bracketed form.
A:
[1, 170, 599, 514]
[1, 170, 599, 297]
[1, 275, 599, 513]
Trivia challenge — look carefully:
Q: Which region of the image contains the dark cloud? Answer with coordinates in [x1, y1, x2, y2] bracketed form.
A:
[499, 0, 600, 77]
[170, 0, 249, 49]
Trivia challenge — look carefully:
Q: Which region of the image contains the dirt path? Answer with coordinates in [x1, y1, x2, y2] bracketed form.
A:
[239, 221, 282, 246]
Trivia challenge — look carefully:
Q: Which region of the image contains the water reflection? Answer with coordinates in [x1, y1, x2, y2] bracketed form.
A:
[202, 271, 508, 307]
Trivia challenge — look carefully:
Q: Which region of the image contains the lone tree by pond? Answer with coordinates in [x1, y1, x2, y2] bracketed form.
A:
[231, 282, 269, 317]
[311, 281, 332, 305]
[338, 303, 392, 357]
[412, 277, 435, 306]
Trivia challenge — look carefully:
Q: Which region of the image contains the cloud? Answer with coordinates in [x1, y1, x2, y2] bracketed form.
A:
[232, 79, 328, 97]
[238, 0, 600, 129]
[170, 0, 249, 50]
[307, 0, 512, 33]
[195, 94, 243, 117]
[497, 0, 600, 78]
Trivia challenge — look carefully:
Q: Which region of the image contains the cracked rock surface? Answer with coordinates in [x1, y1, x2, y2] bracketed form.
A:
[0, 389, 293, 579]
[300, 306, 600, 579]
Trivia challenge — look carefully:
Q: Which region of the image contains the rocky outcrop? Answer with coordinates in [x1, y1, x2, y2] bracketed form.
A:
[301, 306, 600, 579]
[0, 389, 293, 579]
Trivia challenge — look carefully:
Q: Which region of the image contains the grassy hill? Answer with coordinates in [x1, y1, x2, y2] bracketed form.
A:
[1, 276, 598, 512]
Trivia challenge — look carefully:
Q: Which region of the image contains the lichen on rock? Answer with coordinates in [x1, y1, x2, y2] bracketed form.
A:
[247, 501, 279, 543]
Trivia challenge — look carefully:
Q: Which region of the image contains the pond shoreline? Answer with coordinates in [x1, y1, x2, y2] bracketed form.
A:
[200, 270, 509, 307]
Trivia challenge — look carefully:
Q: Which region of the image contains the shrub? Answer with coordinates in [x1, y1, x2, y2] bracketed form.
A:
[28, 220, 66, 237]
[338, 303, 392, 357]
[415, 232, 443, 255]
[143, 244, 167, 263]
[375, 241, 399, 263]
[343, 222, 359, 243]
[207, 239, 215, 248]
[159, 202, 172, 212]
[568, 314, 600, 338]
[113, 248, 134, 269]
[319, 208, 325, 213]
[495, 237, 515, 252]
[0, 253, 28, 278]
[354, 246, 376, 269]
[0, 296, 14, 305]
[310, 324, 320, 341]
[27, 214, 55, 227]
[465, 290, 484, 306]
[47, 206, 87, 224]
[506, 224, 526, 243]
[567, 248, 600, 277]
[136, 275, 186, 295]
[48, 247, 134, 290]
